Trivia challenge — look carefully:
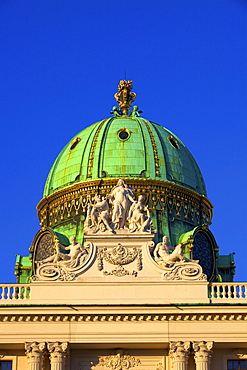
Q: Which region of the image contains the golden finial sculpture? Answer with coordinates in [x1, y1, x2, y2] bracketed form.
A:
[114, 80, 136, 115]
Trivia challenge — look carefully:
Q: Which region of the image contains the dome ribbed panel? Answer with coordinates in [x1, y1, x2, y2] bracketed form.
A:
[43, 121, 99, 196]
[99, 117, 147, 178]
[150, 122, 206, 195]
[43, 116, 207, 197]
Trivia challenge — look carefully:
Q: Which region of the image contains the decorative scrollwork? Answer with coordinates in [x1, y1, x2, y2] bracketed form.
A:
[32, 264, 76, 281]
[162, 262, 207, 281]
[103, 266, 138, 277]
[99, 352, 141, 370]
[32, 242, 96, 282]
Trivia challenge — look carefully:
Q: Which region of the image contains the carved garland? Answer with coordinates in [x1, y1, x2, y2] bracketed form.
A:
[37, 179, 212, 228]
[97, 244, 142, 277]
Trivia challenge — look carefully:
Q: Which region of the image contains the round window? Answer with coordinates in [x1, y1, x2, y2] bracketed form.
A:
[117, 128, 131, 141]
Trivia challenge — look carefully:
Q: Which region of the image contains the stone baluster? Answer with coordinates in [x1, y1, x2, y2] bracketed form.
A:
[25, 342, 46, 370]
[48, 342, 68, 370]
[169, 341, 191, 370]
[193, 341, 213, 370]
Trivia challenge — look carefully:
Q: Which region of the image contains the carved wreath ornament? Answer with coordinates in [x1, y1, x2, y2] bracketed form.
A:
[97, 244, 142, 277]
[99, 353, 141, 370]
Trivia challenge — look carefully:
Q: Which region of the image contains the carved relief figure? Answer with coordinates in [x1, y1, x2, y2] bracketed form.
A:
[38, 236, 87, 267]
[108, 179, 135, 229]
[127, 195, 153, 233]
[153, 236, 198, 267]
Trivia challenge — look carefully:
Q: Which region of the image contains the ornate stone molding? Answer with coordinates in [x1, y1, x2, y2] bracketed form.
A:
[169, 341, 190, 369]
[47, 342, 68, 370]
[193, 341, 213, 369]
[99, 352, 141, 370]
[97, 244, 142, 276]
[25, 342, 46, 370]
[37, 178, 212, 229]
[1, 312, 247, 322]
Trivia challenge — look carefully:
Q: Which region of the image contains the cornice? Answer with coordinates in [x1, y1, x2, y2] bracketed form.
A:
[0, 312, 247, 323]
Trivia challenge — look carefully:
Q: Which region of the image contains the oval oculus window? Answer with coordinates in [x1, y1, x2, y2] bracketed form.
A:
[167, 135, 179, 149]
[70, 137, 81, 150]
[117, 128, 132, 141]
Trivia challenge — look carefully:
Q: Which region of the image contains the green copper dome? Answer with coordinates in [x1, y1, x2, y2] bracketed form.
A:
[44, 115, 206, 197]
[16, 81, 236, 285]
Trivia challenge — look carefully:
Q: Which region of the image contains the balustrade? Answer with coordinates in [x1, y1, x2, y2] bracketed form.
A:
[0, 284, 31, 300]
[209, 283, 247, 301]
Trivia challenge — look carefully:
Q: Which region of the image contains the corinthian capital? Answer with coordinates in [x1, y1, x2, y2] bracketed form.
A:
[25, 342, 46, 364]
[193, 341, 213, 363]
[169, 341, 191, 363]
[47, 342, 68, 364]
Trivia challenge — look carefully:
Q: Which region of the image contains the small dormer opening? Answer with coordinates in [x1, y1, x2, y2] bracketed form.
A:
[167, 136, 179, 149]
[70, 137, 81, 150]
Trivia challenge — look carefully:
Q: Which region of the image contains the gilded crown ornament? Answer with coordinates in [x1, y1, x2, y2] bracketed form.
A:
[114, 80, 136, 115]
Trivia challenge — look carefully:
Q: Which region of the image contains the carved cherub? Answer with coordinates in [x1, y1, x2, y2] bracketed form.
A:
[130, 105, 143, 117]
[110, 106, 122, 117]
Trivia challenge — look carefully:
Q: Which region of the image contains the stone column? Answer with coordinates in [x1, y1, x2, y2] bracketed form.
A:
[48, 342, 68, 370]
[25, 342, 46, 370]
[169, 341, 190, 370]
[193, 341, 213, 370]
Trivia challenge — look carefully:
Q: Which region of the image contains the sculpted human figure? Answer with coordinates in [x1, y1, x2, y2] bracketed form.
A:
[38, 236, 87, 266]
[127, 195, 152, 233]
[108, 179, 135, 229]
[153, 236, 198, 267]
[153, 236, 174, 262]
[89, 195, 113, 232]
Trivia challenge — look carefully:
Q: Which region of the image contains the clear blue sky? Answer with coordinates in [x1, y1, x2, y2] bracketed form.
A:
[0, 0, 247, 283]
